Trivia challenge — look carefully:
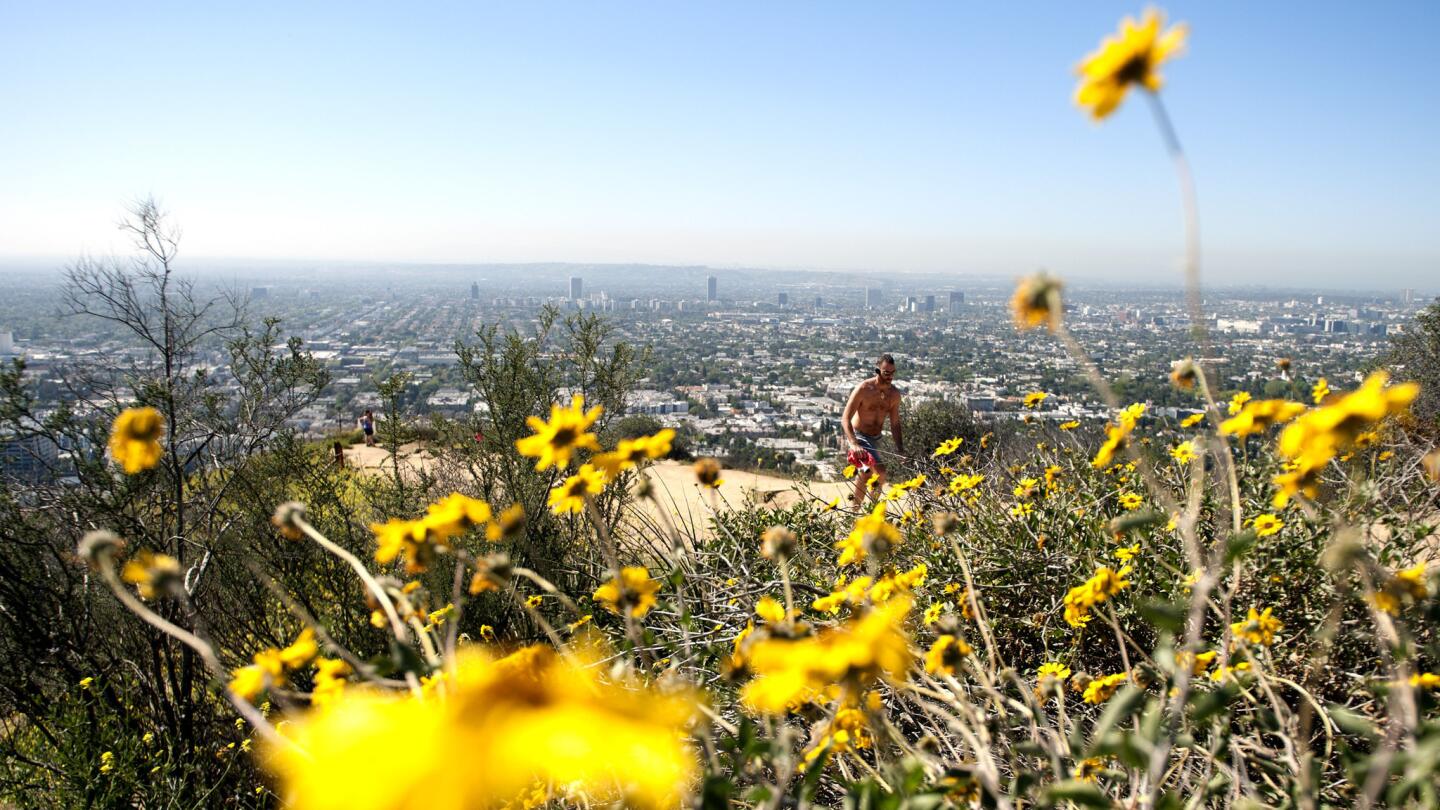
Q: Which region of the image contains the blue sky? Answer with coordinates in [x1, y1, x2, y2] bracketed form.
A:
[2, 1, 1436, 288]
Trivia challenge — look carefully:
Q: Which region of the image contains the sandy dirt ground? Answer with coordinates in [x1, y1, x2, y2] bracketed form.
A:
[342, 443, 855, 538]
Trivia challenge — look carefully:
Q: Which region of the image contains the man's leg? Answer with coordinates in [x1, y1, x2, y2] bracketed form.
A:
[851, 473, 868, 508]
[872, 465, 888, 499]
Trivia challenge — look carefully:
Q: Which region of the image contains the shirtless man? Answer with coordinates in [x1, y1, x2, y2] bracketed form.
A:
[842, 354, 906, 507]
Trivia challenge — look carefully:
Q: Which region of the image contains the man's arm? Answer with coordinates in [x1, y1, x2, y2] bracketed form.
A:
[889, 393, 905, 456]
[841, 385, 862, 449]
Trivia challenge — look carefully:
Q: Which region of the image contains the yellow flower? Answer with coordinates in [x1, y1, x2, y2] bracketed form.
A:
[1013, 477, 1040, 499]
[230, 629, 317, 702]
[588, 450, 631, 482]
[1169, 358, 1198, 390]
[1073, 756, 1108, 782]
[593, 566, 661, 618]
[923, 634, 972, 677]
[1063, 565, 1132, 628]
[370, 517, 434, 574]
[1210, 661, 1252, 683]
[1252, 514, 1283, 537]
[1092, 421, 1131, 469]
[1170, 440, 1197, 464]
[1410, 673, 1440, 690]
[421, 493, 493, 544]
[514, 394, 602, 471]
[99, 750, 115, 774]
[693, 457, 723, 488]
[842, 463, 857, 479]
[837, 502, 901, 567]
[1230, 607, 1282, 646]
[755, 595, 786, 624]
[882, 474, 926, 502]
[263, 645, 697, 810]
[279, 628, 318, 670]
[1082, 672, 1129, 704]
[948, 473, 983, 494]
[1115, 543, 1141, 563]
[1177, 650, 1217, 676]
[548, 464, 607, 515]
[109, 406, 165, 474]
[120, 548, 182, 600]
[1117, 403, 1146, 429]
[1074, 8, 1187, 121]
[1180, 412, 1205, 428]
[922, 602, 947, 626]
[1375, 562, 1429, 614]
[1038, 662, 1072, 685]
[525, 595, 543, 609]
[1118, 491, 1143, 511]
[486, 503, 526, 542]
[311, 658, 351, 708]
[1023, 391, 1048, 409]
[79, 676, 94, 691]
[230, 661, 279, 703]
[635, 429, 675, 459]
[1312, 377, 1330, 404]
[1218, 399, 1306, 437]
[931, 437, 964, 458]
[1227, 391, 1252, 416]
[1010, 502, 1033, 517]
[1272, 372, 1419, 505]
[1395, 562, 1429, 598]
[1059, 420, 1080, 431]
[742, 599, 912, 714]
[1010, 273, 1063, 331]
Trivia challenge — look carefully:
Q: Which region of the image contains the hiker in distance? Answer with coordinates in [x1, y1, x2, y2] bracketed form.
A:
[842, 353, 906, 508]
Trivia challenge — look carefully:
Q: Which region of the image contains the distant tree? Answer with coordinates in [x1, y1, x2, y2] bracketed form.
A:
[454, 307, 647, 592]
[0, 198, 331, 805]
[1381, 298, 1440, 434]
[901, 397, 985, 464]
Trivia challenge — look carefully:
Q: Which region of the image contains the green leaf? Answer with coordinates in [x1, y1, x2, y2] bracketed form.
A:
[1189, 683, 1239, 725]
[1138, 599, 1188, 634]
[1086, 685, 1147, 756]
[700, 775, 733, 809]
[1224, 530, 1259, 565]
[1044, 780, 1112, 809]
[1109, 509, 1166, 535]
[1327, 705, 1378, 739]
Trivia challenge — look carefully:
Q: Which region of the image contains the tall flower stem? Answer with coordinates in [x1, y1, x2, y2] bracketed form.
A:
[296, 516, 408, 644]
[95, 555, 287, 749]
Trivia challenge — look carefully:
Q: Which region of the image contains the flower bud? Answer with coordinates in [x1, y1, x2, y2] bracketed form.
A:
[760, 526, 798, 560]
[271, 501, 307, 540]
[1169, 358, 1198, 390]
[931, 511, 960, 536]
[77, 530, 124, 565]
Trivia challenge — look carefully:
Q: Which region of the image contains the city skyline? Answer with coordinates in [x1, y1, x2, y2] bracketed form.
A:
[2, 2, 1437, 289]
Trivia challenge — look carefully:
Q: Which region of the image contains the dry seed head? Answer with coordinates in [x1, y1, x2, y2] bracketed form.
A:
[1423, 449, 1440, 483]
[78, 530, 124, 565]
[760, 526, 798, 560]
[1169, 358, 1198, 390]
[634, 475, 654, 499]
[693, 457, 722, 487]
[932, 511, 960, 536]
[271, 501, 307, 540]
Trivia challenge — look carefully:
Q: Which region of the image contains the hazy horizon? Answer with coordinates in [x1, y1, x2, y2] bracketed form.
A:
[3, 2, 1437, 289]
[0, 255, 1431, 299]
